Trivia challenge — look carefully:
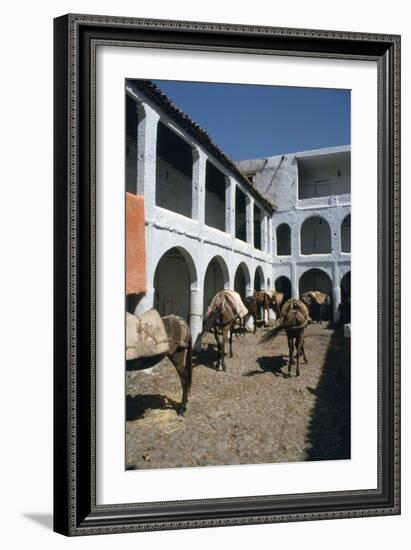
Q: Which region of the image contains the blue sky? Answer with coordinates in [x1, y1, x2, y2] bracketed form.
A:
[153, 80, 350, 161]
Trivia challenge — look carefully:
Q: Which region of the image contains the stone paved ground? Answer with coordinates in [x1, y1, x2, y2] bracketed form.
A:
[126, 323, 350, 470]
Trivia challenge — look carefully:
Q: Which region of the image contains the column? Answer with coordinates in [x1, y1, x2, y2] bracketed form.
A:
[261, 213, 268, 253]
[126, 100, 139, 195]
[332, 262, 341, 323]
[267, 215, 273, 257]
[330, 217, 340, 257]
[136, 104, 160, 215]
[190, 287, 204, 351]
[135, 225, 156, 316]
[332, 286, 341, 324]
[291, 263, 299, 299]
[226, 176, 236, 238]
[292, 217, 301, 258]
[246, 196, 254, 246]
[192, 147, 207, 225]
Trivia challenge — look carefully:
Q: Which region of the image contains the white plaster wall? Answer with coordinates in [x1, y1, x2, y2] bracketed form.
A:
[156, 157, 192, 217]
[128, 88, 350, 330]
[205, 187, 226, 231]
[139, 201, 272, 345]
[298, 152, 350, 198]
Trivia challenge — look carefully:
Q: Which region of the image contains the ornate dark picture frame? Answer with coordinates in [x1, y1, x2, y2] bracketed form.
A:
[53, 14, 401, 536]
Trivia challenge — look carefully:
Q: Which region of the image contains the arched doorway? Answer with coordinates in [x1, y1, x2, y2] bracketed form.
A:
[299, 268, 333, 320]
[234, 262, 251, 301]
[275, 276, 292, 303]
[300, 216, 331, 255]
[254, 266, 264, 291]
[203, 256, 229, 314]
[154, 247, 196, 322]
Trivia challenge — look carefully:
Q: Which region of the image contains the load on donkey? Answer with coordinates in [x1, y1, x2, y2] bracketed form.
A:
[126, 309, 193, 415]
[300, 291, 329, 324]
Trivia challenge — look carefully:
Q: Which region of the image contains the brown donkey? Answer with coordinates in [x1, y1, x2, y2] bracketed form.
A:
[126, 311, 192, 415]
[259, 298, 309, 376]
[202, 290, 248, 371]
[244, 291, 285, 332]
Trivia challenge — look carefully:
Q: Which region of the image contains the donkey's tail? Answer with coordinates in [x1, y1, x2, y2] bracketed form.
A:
[259, 316, 307, 344]
[185, 335, 193, 390]
[258, 324, 285, 343]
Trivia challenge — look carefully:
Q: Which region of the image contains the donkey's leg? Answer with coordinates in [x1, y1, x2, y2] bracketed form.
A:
[229, 322, 234, 358]
[221, 326, 229, 371]
[301, 333, 308, 364]
[214, 327, 222, 370]
[169, 349, 189, 415]
[264, 305, 268, 327]
[295, 333, 301, 376]
[287, 334, 294, 375]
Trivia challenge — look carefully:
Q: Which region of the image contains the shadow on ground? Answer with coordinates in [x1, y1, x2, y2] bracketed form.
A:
[305, 330, 351, 460]
[193, 343, 220, 370]
[244, 355, 288, 377]
[127, 393, 180, 420]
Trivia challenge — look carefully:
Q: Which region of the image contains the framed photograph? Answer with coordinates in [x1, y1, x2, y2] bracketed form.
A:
[53, 14, 400, 536]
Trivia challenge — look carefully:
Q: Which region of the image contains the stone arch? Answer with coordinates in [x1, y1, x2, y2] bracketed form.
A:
[203, 255, 230, 314]
[234, 262, 251, 301]
[341, 214, 351, 253]
[275, 275, 292, 303]
[154, 246, 197, 322]
[254, 266, 265, 291]
[300, 216, 331, 255]
[299, 268, 333, 320]
[276, 223, 291, 256]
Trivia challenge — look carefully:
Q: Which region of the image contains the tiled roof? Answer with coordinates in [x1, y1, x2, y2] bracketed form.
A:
[127, 80, 276, 213]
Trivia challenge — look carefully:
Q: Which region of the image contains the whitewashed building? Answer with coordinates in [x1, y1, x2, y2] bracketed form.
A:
[236, 146, 351, 322]
[126, 81, 275, 347]
[126, 80, 351, 345]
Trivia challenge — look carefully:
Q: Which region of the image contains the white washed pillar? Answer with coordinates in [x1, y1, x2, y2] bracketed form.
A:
[136, 104, 160, 216]
[291, 263, 299, 299]
[332, 286, 341, 323]
[332, 262, 341, 322]
[190, 287, 204, 351]
[247, 196, 254, 246]
[226, 176, 236, 238]
[292, 217, 301, 258]
[261, 213, 268, 253]
[267, 215, 273, 256]
[192, 147, 207, 225]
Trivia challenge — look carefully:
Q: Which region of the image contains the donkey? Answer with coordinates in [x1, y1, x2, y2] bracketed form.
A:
[126, 311, 192, 415]
[301, 291, 327, 324]
[245, 291, 285, 331]
[202, 290, 248, 371]
[243, 294, 261, 333]
[269, 291, 285, 323]
[259, 298, 309, 377]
